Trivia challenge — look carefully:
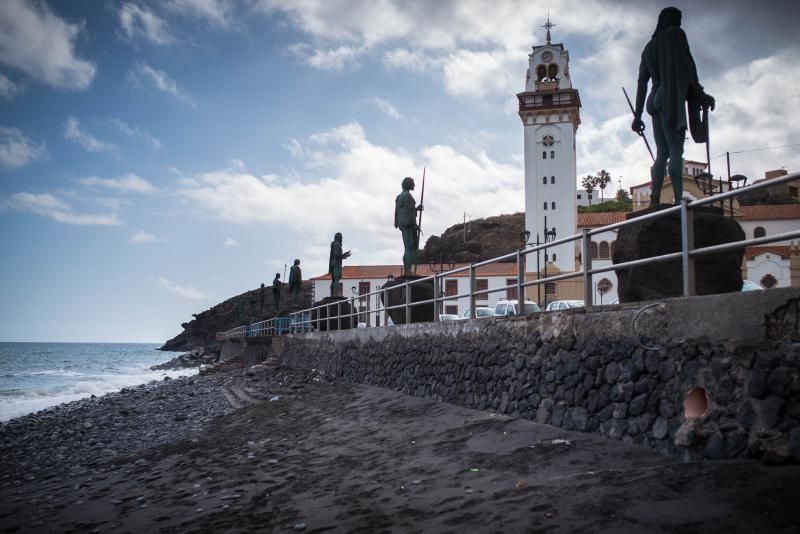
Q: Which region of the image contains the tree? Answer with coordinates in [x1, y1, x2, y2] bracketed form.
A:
[595, 169, 612, 203]
[581, 174, 596, 206]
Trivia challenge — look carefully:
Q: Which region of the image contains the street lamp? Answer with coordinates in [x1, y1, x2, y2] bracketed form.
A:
[542, 219, 557, 309]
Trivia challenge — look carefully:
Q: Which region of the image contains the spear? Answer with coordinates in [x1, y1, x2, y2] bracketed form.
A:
[413, 167, 426, 274]
[623, 87, 655, 162]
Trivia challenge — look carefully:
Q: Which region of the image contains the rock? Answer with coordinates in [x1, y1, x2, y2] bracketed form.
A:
[613, 206, 745, 302]
[652, 416, 669, 440]
[761, 396, 785, 429]
[629, 393, 648, 416]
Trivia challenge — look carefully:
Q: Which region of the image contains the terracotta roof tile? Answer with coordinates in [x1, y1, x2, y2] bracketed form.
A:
[745, 246, 791, 260]
[577, 212, 628, 227]
[311, 262, 518, 280]
[740, 204, 800, 220]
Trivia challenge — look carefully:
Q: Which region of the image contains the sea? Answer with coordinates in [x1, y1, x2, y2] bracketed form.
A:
[0, 342, 197, 422]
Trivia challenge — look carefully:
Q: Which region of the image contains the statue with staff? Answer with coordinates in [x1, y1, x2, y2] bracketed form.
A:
[328, 232, 351, 296]
[629, 6, 715, 206]
[394, 171, 425, 276]
[288, 258, 302, 306]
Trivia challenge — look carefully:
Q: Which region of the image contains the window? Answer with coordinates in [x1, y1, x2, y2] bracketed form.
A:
[476, 279, 489, 301]
[445, 279, 458, 298]
[551, 176, 555, 184]
[754, 226, 766, 238]
[445, 305, 458, 315]
[599, 241, 610, 259]
[543, 176, 547, 184]
[552, 253, 557, 261]
[577, 193, 582, 199]
[506, 278, 518, 300]
[550, 150, 555, 159]
[375, 315, 380, 327]
[545, 282, 557, 295]
[543, 202, 548, 210]
[358, 281, 370, 302]
[590, 242, 598, 259]
[760, 273, 778, 289]
[551, 201, 556, 209]
[543, 151, 547, 159]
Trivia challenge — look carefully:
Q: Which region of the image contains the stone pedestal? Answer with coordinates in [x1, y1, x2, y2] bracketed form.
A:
[310, 296, 354, 331]
[613, 205, 745, 302]
[382, 275, 435, 325]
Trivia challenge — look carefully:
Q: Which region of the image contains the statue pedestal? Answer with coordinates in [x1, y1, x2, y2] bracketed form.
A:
[613, 205, 745, 302]
[382, 275, 435, 325]
[310, 296, 354, 331]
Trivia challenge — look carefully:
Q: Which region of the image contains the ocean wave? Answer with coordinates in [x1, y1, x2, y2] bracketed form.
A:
[0, 367, 197, 422]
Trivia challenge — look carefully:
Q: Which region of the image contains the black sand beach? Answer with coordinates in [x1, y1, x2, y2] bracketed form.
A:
[2, 363, 799, 533]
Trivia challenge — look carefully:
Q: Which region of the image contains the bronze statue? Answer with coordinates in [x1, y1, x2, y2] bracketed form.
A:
[394, 177, 423, 276]
[288, 258, 302, 306]
[632, 6, 715, 206]
[328, 232, 351, 296]
[259, 283, 265, 313]
[272, 273, 282, 311]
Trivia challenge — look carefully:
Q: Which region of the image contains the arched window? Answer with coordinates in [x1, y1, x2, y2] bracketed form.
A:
[754, 226, 766, 238]
[543, 151, 547, 159]
[552, 253, 557, 261]
[551, 201, 556, 209]
[599, 241, 610, 259]
[543, 176, 547, 184]
[590, 242, 598, 259]
[550, 150, 555, 158]
[551, 176, 555, 184]
[543, 202, 547, 210]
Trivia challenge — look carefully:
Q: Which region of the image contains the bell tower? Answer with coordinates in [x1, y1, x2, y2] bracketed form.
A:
[518, 17, 581, 275]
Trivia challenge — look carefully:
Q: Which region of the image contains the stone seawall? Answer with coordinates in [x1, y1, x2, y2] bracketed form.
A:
[280, 288, 800, 463]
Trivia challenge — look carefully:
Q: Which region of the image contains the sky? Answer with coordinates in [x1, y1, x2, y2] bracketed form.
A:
[1, 0, 798, 343]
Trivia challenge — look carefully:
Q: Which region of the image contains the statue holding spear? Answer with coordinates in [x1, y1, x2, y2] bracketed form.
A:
[394, 170, 425, 277]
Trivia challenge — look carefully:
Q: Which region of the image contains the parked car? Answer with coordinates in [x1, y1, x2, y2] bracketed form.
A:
[439, 314, 460, 321]
[741, 280, 763, 291]
[494, 299, 541, 316]
[545, 300, 585, 312]
[459, 307, 496, 320]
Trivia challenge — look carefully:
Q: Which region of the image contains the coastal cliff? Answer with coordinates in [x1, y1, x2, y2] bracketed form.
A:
[159, 283, 313, 352]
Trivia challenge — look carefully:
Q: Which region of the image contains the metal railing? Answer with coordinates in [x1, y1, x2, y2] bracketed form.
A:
[219, 171, 800, 339]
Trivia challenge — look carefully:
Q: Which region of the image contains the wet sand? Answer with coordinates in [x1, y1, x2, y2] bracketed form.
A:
[1, 364, 799, 533]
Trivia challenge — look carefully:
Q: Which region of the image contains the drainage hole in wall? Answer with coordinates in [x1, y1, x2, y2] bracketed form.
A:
[684, 387, 709, 420]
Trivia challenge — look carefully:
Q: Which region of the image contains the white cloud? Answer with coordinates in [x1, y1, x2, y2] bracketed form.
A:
[288, 43, 365, 70]
[0, 73, 21, 100]
[131, 62, 196, 107]
[0, 0, 96, 90]
[178, 121, 522, 276]
[119, 3, 173, 45]
[169, 0, 233, 28]
[110, 118, 161, 149]
[224, 236, 238, 247]
[6, 192, 120, 225]
[383, 48, 442, 73]
[0, 126, 47, 169]
[128, 230, 160, 244]
[367, 96, 403, 120]
[64, 117, 114, 153]
[78, 173, 157, 193]
[154, 276, 210, 300]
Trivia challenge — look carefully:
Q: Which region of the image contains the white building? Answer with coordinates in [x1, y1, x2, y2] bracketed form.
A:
[518, 21, 580, 275]
[310, 263, 521, 323]
[739, 204, 800, 288]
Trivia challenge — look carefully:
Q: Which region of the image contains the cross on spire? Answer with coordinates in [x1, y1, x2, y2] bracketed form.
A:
[542, 13, 556, 44]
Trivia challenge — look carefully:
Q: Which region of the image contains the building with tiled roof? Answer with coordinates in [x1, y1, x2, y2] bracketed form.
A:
[311, 263, 522, 325]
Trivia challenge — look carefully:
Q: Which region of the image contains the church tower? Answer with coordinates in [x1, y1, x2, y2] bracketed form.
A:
[518, 18, 581, 275]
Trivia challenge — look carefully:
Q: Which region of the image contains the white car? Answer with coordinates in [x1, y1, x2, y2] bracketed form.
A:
[494, 299, 541, 316]
[459, 307, 496, 320]
[439, 314, 460, 321]
[545, 300, 585, 312]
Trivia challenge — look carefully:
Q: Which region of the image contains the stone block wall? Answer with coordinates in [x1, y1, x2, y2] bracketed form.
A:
[280, 289, 800, 463]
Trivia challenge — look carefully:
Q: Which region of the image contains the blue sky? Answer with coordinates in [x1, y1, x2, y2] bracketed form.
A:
[1, 0, 798, 343]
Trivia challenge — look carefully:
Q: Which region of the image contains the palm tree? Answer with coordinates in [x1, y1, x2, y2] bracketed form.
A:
[581, 174, 595, 206]
[595, 169, 612, 203]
